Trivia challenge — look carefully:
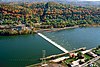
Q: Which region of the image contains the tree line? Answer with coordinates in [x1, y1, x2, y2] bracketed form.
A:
[0, 2, 100, 28]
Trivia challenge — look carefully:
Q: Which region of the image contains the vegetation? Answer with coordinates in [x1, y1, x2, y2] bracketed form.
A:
[0, 2, 100, 35]
[94, 48, 100, 56]
[92, 46, 100, 56]
[84, 54, 92, 61]
[0, 2, 100, 27]
[65, 58, 77, 64]
[0, 29, 33, 36]
[77, 52, 83, 59]
[96, 50, 100, 55]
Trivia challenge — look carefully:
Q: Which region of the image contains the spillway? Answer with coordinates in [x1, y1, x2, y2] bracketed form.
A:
[37, 33, 68, 53]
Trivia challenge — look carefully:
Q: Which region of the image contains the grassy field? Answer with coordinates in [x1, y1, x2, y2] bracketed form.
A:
[96, 49, 100, 55]
[65, 58, 77, 63]
[84, 54, 92, 60]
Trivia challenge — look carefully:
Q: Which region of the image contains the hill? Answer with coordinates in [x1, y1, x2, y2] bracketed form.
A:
[0, 2, 100, 28]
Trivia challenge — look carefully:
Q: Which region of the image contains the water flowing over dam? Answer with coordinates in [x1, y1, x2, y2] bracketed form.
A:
[37, 33, 69, 53]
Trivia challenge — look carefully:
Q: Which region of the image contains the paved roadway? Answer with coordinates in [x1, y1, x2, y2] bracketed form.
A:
[80, 56, 100, 67]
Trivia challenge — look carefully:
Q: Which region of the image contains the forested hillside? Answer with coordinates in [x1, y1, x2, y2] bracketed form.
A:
[0, 2, 100, 27]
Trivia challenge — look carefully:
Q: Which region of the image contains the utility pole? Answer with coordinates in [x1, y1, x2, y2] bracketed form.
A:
[41, 50, 48, 67]
[42, 50, 46, 64]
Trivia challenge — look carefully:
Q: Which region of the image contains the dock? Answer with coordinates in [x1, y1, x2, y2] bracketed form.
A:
[27, 47, 87, 67]
[40, 47, 86, 60]
[37, 33, 69, 53]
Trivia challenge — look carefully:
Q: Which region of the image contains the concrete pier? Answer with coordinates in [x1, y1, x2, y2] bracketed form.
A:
[37, 33, 68, 53]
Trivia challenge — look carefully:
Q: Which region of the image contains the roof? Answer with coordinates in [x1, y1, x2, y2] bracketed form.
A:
[81, 50, 91, 54]
[71, 60, 80, 67]
[50, 57, 69, 63]
[89, 52, 98, 57]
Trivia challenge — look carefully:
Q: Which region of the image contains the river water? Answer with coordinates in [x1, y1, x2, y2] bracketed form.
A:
[0, 27, 100, 67]
[43, 27, 100, 50]
[0, 34, 62, 67]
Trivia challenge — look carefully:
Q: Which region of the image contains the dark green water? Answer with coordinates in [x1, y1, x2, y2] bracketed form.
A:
[0, 34, 62, 67]
[43, 27, 100, 51]
[0, 27, 100, 67]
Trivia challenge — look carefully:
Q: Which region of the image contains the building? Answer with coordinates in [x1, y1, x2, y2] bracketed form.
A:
[50, 57, 69, 63]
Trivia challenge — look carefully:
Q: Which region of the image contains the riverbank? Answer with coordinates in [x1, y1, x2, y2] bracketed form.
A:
[27, 46, 100, 67]
[36, 24, 100, 33]
[0, 29, 35, 36]
[36, 25, 79, 33]
[0, 25, 79, 36]
[0, 24, 100, 36]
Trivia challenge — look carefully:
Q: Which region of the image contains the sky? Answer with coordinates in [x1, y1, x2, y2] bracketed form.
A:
[1, 0, 100, 2]
[83, 0, 100, 1]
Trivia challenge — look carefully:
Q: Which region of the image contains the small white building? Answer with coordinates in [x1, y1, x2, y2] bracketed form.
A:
[50, 57, 69, 63]
[88, 52, 98, 57]
[71, 59, 80, 67]
[81, 50, 91, 54]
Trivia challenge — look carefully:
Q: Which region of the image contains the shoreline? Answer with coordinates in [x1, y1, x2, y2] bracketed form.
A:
[36, 25, 79, 33]
[27, 46, 100, 67]
[1, 24, 100, 36]
[36, 24, 100, 33]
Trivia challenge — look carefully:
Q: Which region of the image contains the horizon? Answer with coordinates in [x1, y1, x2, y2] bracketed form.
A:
[0, 0, 100, 2]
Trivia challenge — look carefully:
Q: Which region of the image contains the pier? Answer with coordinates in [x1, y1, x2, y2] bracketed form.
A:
[40, 47, 86, 60]
[37, 33, 68, 53]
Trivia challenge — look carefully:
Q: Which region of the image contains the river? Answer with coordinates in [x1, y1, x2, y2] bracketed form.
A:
[0, 34, 62, 67]
[43, 27, 100, 50]
[0, 27, 100, 67]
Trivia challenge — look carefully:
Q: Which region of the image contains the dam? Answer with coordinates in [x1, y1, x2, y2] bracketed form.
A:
[37, 33, 69, 53]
